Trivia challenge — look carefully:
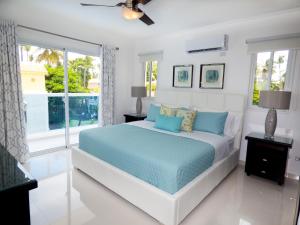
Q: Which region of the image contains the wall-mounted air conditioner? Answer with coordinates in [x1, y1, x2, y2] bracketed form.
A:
[186, 35, 228, 53]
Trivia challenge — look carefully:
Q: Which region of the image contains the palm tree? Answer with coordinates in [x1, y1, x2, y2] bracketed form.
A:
[29, 55, 34, 62]
[37, 49, 62, 66]
[24, 45, 31, 61]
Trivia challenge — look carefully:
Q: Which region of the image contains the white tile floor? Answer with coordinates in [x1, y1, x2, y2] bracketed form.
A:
[24, 150, 299, 225]
[28, 125, 97, 153]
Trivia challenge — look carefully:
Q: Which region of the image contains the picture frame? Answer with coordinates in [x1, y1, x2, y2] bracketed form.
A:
[172, 65, 193, 88]
[200, 63, 225, 89]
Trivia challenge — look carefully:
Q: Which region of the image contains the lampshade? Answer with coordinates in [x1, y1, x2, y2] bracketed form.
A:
[259, 90, 291, 110]
[131, 86, 147, 98]
[122, 6, 144, 20]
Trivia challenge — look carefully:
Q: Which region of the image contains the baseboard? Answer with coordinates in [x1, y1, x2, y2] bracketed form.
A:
[238, 160, 245, 166]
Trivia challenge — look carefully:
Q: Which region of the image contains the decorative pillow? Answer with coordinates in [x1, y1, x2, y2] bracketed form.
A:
[176, 109, 196, 132]
[160, 105, 177, 116]
[154, 115, 183, 133]
[145, 104, 161, 122]
[194, 112, 228, 135]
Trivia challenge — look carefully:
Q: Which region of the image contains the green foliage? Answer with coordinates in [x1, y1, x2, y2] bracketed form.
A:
[252, 53, 287, 105]
[69, 56, 93, 88]
[145, 61, 158, 96]
[146, 82, 157, 95]
[252, 80, 260, 105]
[44, 55, 96, 93]
[152, 61, 158, 80]
[45, 65, 89, 93]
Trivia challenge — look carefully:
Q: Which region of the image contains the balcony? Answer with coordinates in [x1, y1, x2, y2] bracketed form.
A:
[24, 93, 99, 154]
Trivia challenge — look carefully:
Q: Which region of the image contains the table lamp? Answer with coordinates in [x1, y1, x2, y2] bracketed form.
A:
[131, 86, 147, 115]
[259, 90, 291, 139]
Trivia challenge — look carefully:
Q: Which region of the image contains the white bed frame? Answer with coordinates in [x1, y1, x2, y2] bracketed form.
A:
[72, 90, 246, 225]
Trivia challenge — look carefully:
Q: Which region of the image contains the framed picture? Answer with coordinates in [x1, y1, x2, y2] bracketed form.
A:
[200, 63, 225, 89]
[173, 65, 193, 88]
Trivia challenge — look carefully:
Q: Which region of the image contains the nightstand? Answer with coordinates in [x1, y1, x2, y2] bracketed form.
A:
[245, 132, 293, 185]
[124, 113, 147, 123]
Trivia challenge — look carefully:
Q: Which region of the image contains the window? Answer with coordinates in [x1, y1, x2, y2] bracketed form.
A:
[144, 60, 158, 97]
[251, 50, 291, 105]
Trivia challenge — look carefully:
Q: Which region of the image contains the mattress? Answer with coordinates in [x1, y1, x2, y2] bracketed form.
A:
[130, 120, 234, 164]
[79, 123, 218, 194]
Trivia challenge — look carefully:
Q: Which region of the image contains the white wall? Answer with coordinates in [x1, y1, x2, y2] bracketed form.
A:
[132, 10, 300, 175]
[0, 0, 134, 124]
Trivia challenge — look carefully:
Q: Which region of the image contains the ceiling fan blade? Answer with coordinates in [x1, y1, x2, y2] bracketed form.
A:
[136, 8, 154, 25]
[137, 0, 152, 5]
[80, 3, 121, 7]
[116, 2, 125, 7]
[139, 12, 154, 26]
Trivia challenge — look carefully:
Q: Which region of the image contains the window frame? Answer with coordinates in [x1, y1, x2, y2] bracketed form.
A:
[143, 60, 159, 98]
[248, 49, 295, 109]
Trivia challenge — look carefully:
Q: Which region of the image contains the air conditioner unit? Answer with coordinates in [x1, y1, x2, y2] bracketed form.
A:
[186, 35, 228, 53]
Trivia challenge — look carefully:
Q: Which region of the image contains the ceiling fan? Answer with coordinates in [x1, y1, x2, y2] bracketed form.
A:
[80, 0, 154, 26]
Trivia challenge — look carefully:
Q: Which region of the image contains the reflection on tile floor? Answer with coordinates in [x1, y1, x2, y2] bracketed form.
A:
[25, 150, 299, 225]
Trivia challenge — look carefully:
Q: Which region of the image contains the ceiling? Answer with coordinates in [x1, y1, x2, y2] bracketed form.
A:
[1, 0, 300, 39]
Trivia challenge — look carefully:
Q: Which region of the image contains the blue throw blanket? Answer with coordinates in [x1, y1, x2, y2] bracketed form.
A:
[79, 124, 215, 194]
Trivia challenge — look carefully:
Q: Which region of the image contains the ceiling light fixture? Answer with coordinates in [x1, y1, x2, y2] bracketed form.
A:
[122, 6, 144, 20]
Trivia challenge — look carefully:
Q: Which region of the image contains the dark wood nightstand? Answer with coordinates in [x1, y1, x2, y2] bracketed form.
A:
[245, 132, 293, 185]
[0, 144, 38, 225]
[124, 113, 147, 123]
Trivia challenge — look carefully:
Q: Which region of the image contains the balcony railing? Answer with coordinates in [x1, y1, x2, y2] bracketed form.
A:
[24, 93, 99, 135]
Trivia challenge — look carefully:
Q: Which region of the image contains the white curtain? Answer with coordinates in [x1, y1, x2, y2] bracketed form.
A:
[101, 45, 116, 126]
[0, 20, 29, 163]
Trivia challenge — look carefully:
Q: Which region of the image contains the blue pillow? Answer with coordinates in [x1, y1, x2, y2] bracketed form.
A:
[194, 112, 228, 135]
[155, 115, 183, 133]
[145, 104, 161, 122]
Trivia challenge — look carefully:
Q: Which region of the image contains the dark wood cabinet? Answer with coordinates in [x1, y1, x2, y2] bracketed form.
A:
[245, 132, 293, 185]
[124, 113, 147, 123]
[0, 144, 38, 225]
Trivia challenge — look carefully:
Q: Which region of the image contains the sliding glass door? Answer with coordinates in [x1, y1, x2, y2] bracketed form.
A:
[67, 51, 101, 146]
[19, 44, 101, 154]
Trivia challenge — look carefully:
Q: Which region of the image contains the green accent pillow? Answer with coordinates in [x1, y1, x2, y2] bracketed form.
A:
[160, 105, 177, 116]
[176, 109, 196, 132]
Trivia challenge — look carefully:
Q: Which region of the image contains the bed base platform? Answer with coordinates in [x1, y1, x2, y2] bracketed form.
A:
[72, 147, 239, 225]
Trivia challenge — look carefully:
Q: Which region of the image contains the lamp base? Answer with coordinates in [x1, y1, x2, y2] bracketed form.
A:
[265, 108, 277, 139]
[136, 97, 142, 115]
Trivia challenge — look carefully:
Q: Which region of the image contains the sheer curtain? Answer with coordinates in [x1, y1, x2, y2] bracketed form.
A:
[100, 45, 117, 126]
[0, 20, 29, 163]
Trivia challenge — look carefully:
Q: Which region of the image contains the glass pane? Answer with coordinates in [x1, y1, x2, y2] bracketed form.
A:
[252, 52, 271, 105]
[151, 61, 158, 97]
[145, 61, 151, 96]
[271, 50, 289, 91]
[67, 52, 101, 145]
[19, 44, 65, 153]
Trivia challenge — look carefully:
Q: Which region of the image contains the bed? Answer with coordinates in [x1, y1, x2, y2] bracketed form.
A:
[72, 90, 246, 225]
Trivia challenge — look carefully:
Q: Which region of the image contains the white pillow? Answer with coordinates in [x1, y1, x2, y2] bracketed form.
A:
[231, 114, 241, 137]
[224, 113, 235, 137]
[225, 113, 242, 137]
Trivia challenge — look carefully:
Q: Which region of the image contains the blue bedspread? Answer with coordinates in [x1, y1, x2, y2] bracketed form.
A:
[79, 124, 215, 194]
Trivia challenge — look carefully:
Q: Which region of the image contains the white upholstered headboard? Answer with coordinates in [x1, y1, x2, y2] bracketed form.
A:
[154, 90, 246, 150]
